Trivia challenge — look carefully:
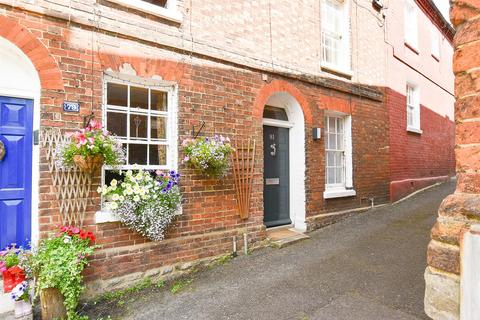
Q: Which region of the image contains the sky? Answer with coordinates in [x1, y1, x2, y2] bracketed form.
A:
[433, 0, 450, 22]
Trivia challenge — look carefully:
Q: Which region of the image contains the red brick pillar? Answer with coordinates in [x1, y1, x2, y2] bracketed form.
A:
[424, 1, 480, 319]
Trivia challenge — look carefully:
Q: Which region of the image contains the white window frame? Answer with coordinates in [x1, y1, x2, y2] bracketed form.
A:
[431, 25, 440, 60]
[102, 73, 178, 170]
[96, 74, 178, 221]
[107, 0, 182, 23]
[406, 83, 422, 133]
[324, 113, 355, 199]
[404, 0, 419, 51]
[321, 0, 352, 76]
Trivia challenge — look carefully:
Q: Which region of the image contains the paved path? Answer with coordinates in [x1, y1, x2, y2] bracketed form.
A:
[91, 180, 455, 320]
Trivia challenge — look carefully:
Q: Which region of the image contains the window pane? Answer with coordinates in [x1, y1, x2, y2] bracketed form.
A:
[149, 145, 167, 165]
[130, 86, 148, 110]
[142, 0, 167, 7]
[337, 133, 344, 150]
[328, 133, 337, 150]
[107, 83, 127, 106]
[107, 112, 127, 138]
[329, 118, 336, 133]
[151, 90, 167, 112]
[151, 116, 167, 140]
[128, 144, 147, 165]
[327, 168, 335, 185]
[263, 105, 288, 121]
[327, 151, 334, 167]
[105, 170, 123, 186]
[335, 167, 343, 184]
[130, 114, 148, 140]
[334, 152, 343, 167]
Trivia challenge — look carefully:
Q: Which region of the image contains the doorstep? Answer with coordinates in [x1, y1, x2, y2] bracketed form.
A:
[0, 279, 14, 318]
[266, 227, 309, 248]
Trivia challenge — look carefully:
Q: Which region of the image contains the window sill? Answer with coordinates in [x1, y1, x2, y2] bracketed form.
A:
[320, 62, 353, 79]
[107, 0, 182, 23]
[95, 209, 119, 224]
[407, 126, 423, 134]
[323, 188, 356, 199]
[404, 42, 419, 55]
[95, 207, 183, 224]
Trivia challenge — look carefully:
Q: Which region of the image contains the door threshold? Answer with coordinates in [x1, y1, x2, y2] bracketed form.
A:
[265, 224, 293, 231]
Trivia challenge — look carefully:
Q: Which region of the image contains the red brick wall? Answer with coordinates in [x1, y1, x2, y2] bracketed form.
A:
[0, 6, 389, 290]
[387, 88, 455, 201]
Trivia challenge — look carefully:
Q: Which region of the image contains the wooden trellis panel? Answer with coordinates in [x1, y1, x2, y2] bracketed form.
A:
[41, 128, 92, 227]
[231, 139, 256, 219]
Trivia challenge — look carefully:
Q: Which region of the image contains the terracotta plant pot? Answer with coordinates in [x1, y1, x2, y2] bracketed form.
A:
[2, 267, 26, 293]
[40, 288, 66, 320]
[73, 154, 104, 173]
[14, 299, 32, 319]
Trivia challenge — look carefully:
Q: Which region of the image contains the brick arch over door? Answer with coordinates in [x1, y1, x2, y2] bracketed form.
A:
[0, 16, 63, 91]
[253, 80, 313, 125]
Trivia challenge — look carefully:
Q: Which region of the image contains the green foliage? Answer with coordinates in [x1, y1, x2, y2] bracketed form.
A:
[170, 279, 192, 294]
[216, 254, 232, 265]
[30, 229, 97, 320]
[182, 135, 235, 177]
[3, 251, 20, 268]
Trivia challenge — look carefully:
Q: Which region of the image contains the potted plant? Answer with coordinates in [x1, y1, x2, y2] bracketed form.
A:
[55, 119, 125, 173]
[30, 226, 97, 320]
[182, 135, 235, 177]
[10, 281, 33, 319]
[1, 245, 33, 319]
[98, 168, 182, 241]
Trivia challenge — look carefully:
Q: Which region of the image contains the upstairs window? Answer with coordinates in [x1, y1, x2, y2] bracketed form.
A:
[406, 84, 421, 132]
[108, 0, 181, 23]
[142, 0, 168, 7]
[321, 0, 350, 72]
[404, 0, 418, 50]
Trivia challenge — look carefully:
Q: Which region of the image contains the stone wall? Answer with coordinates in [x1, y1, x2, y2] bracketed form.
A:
[425, 1, 480, 319]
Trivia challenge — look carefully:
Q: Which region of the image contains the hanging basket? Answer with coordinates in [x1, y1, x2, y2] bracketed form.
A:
[73, 154, 104, 173]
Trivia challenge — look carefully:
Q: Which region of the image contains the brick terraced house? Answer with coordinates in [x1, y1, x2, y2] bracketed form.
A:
[0, 0, 454, 311]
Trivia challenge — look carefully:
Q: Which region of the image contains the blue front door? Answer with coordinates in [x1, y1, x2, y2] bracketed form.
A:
[0, 96, 33, 249]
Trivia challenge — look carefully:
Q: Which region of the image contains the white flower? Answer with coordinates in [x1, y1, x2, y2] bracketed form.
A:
[119, 195, 125, 202]
[112, 194, 120, 201]
[97, 186, 102, 193]
[63, 236, 71, 243]
[111, 179, 118, 187]
[108, 202, 118, 210]
[133, 195, 140, 202]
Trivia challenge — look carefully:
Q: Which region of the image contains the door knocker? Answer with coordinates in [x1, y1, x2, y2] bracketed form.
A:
[270, 143, 276, 157]
[0, 140, 6, 161]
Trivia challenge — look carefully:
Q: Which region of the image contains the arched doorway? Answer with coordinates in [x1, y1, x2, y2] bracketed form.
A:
[0, 36, 41, 248]
[262, 92, 306, 231]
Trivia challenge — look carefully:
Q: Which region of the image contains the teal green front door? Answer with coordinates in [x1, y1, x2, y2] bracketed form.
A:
[263, 125, 290, 227]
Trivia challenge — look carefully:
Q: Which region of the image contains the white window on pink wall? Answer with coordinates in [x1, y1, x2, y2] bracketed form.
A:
[321, 0, 351, 75]
[404, 0, 418, 50]
[406, 84, 421, 133]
